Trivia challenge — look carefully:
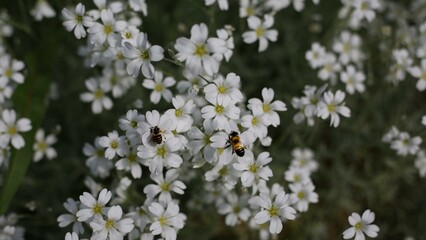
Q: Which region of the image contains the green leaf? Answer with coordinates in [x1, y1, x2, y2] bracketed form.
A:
[0, 51, 50, 214]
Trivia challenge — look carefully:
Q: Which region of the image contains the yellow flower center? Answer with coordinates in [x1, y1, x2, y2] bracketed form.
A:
[355, 222, 363, 230]
[110, 76, 118, 84]
[218, 147, 224, 155]
[360, 2, 369, 10]
[219, 166, 228, 176]
[75, 15, 83, 23]
[195, 44, 206, 57]
[155, 84, 164, 92]
[156, 145, 167, 158]
[140, 51, 150, 60]
[159, 216, 167, 226]
[125, 32, 133, 39]
[297, 191, 305, 199]
[327, 104, 335, 112]
[92, 203, 103, 214]
[204, 134, 212, 145]
[268, 206, 279, 217]
[232, 206, 241, 213]
[251, 117, 258, 125]
[248, 164, 257, 173]
[294, 174, 300, 182]
[7, 126, 17, 135]
[175, 109, 183, 117]
[103, 24, 113, 34]
[110, 141, 118, 149]
[421, 73, 426, 80]
[94, 90, 104, 99]
[255, 28, 265, 37]
[4, 69, 13, 78]
[37, 141, 47, 151]
[128, 154, 137, 162]
[218, 85, 227, 94]
[130, 121, 137, 128]
[262, 103, 270, 113]
[161, 182, 170, 191]
[105, 219, 115, 229]
[246, 7, 254, 16]
[342, 43, 351, 53]
[215, 105, 224, 114]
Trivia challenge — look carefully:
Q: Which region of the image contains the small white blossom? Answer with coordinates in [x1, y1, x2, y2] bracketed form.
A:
[317, 90, 351, 127]
[90, 205, 134, 240]
[57, 198, 84, 234]
[148, 202, 185, 240]
[80, 78, 113, 114]
[242, 15, 278, 52]
[143, 71, 175, 104]
[343, 209, 380, 240]
[76, 188, 112, 221]
[98, 130, 126, 159]
[233, 151, 273, 187]
[144, 169, 186, 203]
[340, 65, 366, 94]
[33, 129, 57, 162]
[0, 109, 32, 149]
[62, 3, 93, 39]
[390, 132, 422, 156]
[30, 0, 56, 21]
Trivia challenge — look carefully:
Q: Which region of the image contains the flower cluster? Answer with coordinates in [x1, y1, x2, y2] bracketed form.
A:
[0, 213, 25, 240]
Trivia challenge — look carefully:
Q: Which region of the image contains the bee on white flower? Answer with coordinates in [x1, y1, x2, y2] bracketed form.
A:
[242, 15, 278, 52]
[30, 0, 56, 21]
[343, 209, 380, 240]
[62, 3, 93, 39]
[0, 109, 32, 149]
[317, 90, 351, 127]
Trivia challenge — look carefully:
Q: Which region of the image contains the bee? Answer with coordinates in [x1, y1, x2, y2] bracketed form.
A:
[227, 131, 245, 157]
[150, 126, 163, 144]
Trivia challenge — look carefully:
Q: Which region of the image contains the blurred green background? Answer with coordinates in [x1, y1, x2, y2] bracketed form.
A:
[1, 0, 426, 239]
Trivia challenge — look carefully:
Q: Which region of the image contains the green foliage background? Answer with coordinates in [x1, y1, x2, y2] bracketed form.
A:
[1, 0, 426, 239]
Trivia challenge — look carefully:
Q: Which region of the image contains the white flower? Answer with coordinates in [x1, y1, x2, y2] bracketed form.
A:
[290, 148, 318, 173]
[204, 163, 240, 190]
[80, 78, 113, 114]
[129, 0, 147, 15]
[201, 96, 240, 132]
[62, 3, 93, 39]
[174, 23, 227, 76]
[76, 188, 112, 221]
[0, 109, 32, 149]
[87, 9, 126, 46]
[391, 49, 413, 82]
[215, 27, 234, 61]
[116, 148, 144, 178]
[240, 0, 260, 18]
[289, 182, 318, 212]
[164, 96, 195, 133]
[65, 232, 79, 240]
[137, 137, 183, 175]
[317, 90, 351, 127]
[90, 205, 134, 240]
[30, 0, 56, 21]
[305, 42, 326, 69]
[352, 0, 381, 22]
[187, 121, 217, 164]
[343, 209, 380, 240]
[340, 65, 366, 94]
[252, 190, 296, 234]
[33, 129, 57, 162]
[143, 71, 175, 104]
[333, 31, 363, 65]
[118, 109, 145, 138]
[205, 0, 229, 10]
[408, 59, 426, 91]
[0, 56, 25, 84]
[242, 15, 278, 52]
[382, 126, 399, 143]
[98, 131, 126, 159]
[241, 113, 269, 139]
[57, 198, 84, 234]
[318, 53, 341, 83]
[415, 150, 426, 177]
[149, 202, 185, 240]
[121, 25, 139, 45]
[144, 169, 186, 203]
[83, 138, 113, 178]
[204, 72, 243, 104]
[218, 193, 251, 226]
[123, 32, 164, 79]
[248, 88, 286, 127]
[390, 132, 422, 156]
[284, 166, 311, 184]
[233, 151, 273, 187]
